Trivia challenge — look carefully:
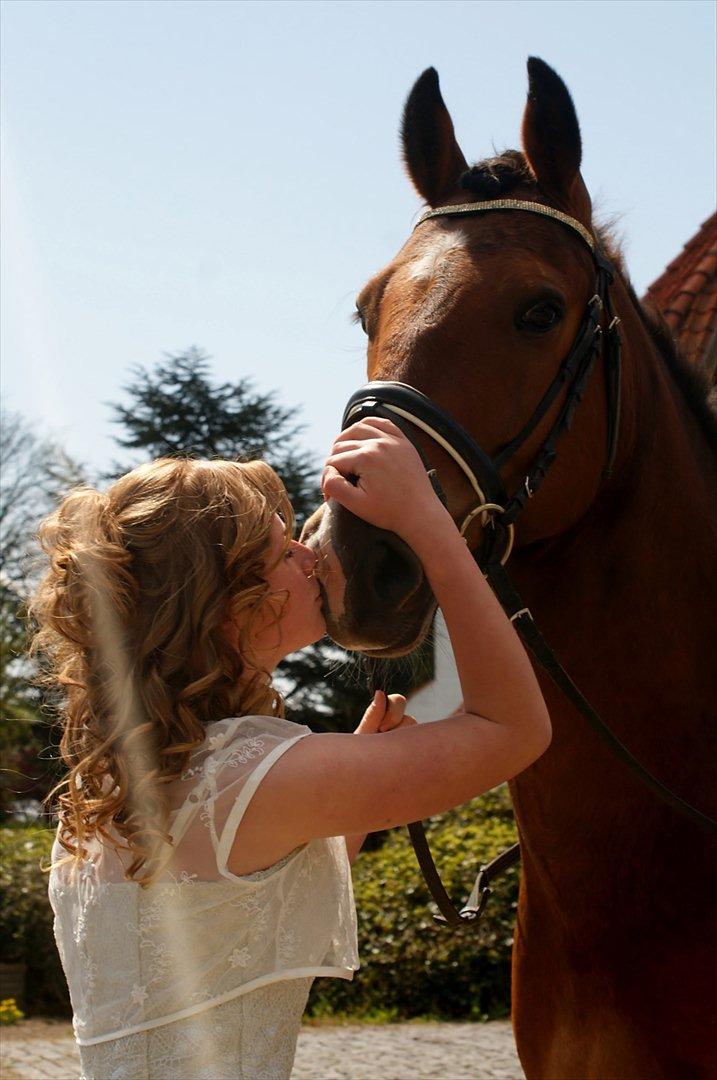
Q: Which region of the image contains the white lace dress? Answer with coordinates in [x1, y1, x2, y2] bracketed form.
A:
[48, 715, 360, 1079]
[78, 977, 314, 1080]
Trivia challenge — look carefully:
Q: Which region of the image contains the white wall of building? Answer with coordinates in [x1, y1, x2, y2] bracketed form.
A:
[407, 609, 462, 723]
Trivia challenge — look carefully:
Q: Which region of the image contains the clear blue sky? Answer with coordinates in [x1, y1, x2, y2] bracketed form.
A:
[2, 0, 715, 477]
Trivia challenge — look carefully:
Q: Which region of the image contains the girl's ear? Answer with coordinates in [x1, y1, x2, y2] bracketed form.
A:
[401, 67, 468, 207]
[521, 57, 592, 225]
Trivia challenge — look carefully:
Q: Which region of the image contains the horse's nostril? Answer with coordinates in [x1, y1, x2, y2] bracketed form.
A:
[368, 537, 422, 605]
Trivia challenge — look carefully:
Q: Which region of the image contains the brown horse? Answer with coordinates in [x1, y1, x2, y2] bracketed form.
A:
[303, 59, 717, 1079]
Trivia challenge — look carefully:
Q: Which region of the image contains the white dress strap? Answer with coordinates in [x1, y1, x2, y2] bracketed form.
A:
[215, 732, 311, 880]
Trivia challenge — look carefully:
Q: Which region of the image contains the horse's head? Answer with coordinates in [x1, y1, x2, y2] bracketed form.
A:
[305, 58, 622, 656]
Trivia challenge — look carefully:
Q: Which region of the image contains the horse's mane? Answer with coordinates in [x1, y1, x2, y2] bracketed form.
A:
[460, 152, 717, 449]
[627, 282, 717, 451]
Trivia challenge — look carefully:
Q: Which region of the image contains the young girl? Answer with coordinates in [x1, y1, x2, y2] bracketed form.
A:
[34, 419, 550, 1080]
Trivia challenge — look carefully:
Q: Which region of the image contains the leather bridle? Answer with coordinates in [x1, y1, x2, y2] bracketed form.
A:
[341, 199, 716, 928]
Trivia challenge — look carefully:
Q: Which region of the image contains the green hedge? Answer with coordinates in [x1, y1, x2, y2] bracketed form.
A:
[2, 789, 518, 1020]
[307, 786, 519, 1021]
[0, 823, 70, 1016]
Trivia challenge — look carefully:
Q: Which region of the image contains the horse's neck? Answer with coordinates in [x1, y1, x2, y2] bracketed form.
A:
[509, 305, 716, 850]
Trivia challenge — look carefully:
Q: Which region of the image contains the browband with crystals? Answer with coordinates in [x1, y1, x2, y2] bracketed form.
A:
[414, 199, 596, 253]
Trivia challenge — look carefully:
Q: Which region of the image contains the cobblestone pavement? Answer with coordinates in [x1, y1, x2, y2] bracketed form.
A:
[2, 1018, 524, 1079]
[294, 1021, 524, 1079]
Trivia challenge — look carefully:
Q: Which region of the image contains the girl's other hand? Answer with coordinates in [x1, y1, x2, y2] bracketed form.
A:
[354, 690, 418, 735]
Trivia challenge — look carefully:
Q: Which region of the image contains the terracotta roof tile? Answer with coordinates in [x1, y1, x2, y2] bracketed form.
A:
[643, 212, 717, 378]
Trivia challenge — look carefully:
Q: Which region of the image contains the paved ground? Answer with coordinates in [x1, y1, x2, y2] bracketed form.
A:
[1, 1017, 524, 1079]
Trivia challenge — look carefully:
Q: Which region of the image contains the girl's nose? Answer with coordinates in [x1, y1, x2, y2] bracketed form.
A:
[299, 544, 319, 577]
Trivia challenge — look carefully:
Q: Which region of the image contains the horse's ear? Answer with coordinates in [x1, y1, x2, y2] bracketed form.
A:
[521, 57, 592, 223]
[401, 68, 468, 206]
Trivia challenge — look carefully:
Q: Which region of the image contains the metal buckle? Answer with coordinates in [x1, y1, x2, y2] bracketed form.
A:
[459, 501, 504, 535]
[460, 502, 515, 568]
[431, 871, 492, 927]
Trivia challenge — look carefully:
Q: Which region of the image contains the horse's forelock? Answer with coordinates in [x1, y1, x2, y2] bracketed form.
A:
[459, 150, 535, 200]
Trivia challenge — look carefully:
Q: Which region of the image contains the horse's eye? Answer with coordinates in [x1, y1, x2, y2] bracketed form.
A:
[517, 301, 563, 332]
[355, 306, 369, 335]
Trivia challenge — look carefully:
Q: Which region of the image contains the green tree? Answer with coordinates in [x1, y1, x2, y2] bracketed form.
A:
[108, 346, 317, 523]
[0, 409, 85, 814]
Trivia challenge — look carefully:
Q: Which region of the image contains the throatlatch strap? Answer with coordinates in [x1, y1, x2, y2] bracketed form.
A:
[601, 274, 622, 480]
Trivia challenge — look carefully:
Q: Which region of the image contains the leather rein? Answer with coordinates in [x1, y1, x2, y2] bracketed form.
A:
[341, 199, 717, 929]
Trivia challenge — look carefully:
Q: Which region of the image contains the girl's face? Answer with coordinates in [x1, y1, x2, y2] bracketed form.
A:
[242, 515, 326, 672]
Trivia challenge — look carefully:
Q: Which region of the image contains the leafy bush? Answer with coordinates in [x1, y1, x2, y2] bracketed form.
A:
[2, 790, 518, 1020]
[0, 823, 69, 1016]
[308, 787, 519, 1021]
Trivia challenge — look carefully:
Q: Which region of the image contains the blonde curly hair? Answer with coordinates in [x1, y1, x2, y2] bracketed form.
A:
[30, 456, 294, 887]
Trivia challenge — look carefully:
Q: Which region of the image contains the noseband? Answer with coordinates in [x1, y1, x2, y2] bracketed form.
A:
[341, 199, 716, 929]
